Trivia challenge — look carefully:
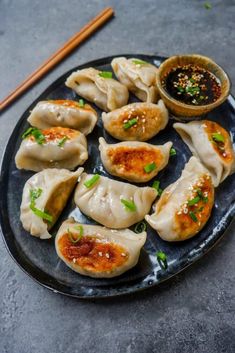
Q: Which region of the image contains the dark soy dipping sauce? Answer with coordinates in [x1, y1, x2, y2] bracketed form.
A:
[162, 65, 221, 106]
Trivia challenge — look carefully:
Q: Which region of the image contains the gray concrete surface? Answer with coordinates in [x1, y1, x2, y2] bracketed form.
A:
[0, 0, 235, 352]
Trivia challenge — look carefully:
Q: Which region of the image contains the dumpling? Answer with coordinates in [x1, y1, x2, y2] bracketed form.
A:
[102, 100, 169, 141]
[15, 126, 88, 171]
[27, 99, 98, 135]
[111, 57, 159, 102]
[145, 157, 214, 242]
[99, 137, 172, 183]
[74, 173, 157, 228]
[174, 120, 235, 187]
[55, 218, 146, 278]
[65, 67, 129, 111]
[20, 168, 83, 239]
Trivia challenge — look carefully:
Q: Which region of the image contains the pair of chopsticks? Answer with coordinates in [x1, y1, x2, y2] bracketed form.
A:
[0, 7, 114, 112]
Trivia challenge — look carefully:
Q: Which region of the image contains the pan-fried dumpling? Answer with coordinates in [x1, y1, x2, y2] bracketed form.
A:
[102, 100, 168, 141]
[111, 57, 159, 102]
[20, 168, 83, 239]
[174, 120, 235, 187]
[27, 99, 98, 135]
[99, 137, 172, 183]
[145, 157, 214, 241]
[55, 219, 146, 278]
[65, 67, 129, 112]
[74, 173, 157, 228]
[15, 126, 88, 172]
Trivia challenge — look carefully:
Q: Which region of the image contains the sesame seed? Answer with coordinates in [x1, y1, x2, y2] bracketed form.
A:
[98, 252, 103, 257]
[73, 258, 76, 263]
[121, 253, 126, 257]
[106, 253, 110, 259]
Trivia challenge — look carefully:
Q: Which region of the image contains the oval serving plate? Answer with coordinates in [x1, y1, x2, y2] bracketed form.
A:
[1, 54, 235, 299]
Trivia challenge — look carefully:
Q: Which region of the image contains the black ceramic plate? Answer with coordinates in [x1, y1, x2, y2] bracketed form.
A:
[1, 54, 235, 299]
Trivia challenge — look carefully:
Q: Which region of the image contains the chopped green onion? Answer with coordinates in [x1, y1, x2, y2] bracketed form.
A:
[22, 127, 35, 139]
[204, 2, 212, 9]
[123, 118, 138, 130]
[134, 221, 147, 233]
[132, 59, 148, 65]
[212, 133, 225, 143]
[196, 189, 203, 198]
[177, 86, 184, 93]
[84, 174, 100, 188]
[152, 180, 163, 196]
[22, 127, 45, 145]
[78, 99, 85, 107]
[189, 211, 198, 222]
[189, 78, 195, 83]
[121, 198, 137, 212]
[197, 206, 204, 212]
[188, 196, 200, 206]
[203, 196, 208, 203]
[186, 86, 200, 96]
[68, 225, 84, 243]
[57, 136, 68, 147]
[30, 204, 53, 223]
[30, 188, 43, 202]
[156, 251, 168, 270]
[144, 162, 156, 173]
[170, 147, 177, 156]
[98, 71, 113, 78]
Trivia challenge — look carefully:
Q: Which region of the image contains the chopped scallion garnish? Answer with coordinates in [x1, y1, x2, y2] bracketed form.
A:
[78, 99, 85, 107]
[189, 211, 198, 222]
[132, 59, 148, 65]
[156, 251, 168, 270]
[22, 127, 45, 145]
[188, 196, 200, 206]
[134, 221, 147, 233]
[144, 162, 156, 173]
[84, 174, 100, 188]
[57, 136, 68, 147]
[30, 188, 43, 202]
[152, 180, 163, 196]
[123, 118, 138, 130]
[170, 147, 177, 156]
[212, 133, 225, 143]
[121, 198, 137, 212]
[30, 204, 53, 222]
[68, 225, 83, 243]
[204, 2, 212, 10]
[98, 71, 113, 78]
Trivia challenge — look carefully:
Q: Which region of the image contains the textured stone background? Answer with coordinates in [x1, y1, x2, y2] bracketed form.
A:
[0, 1, 235, 352]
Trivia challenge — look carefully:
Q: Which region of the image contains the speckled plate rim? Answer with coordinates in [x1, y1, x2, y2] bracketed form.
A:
[1, 54, 235, 299]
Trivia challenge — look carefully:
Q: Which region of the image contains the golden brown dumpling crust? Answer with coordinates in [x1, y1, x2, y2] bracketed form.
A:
[44, 176, 78, 229]
[108, 107, 163, 141]
[58, 232, 129, 273]
[204, 120, 234, 163]
[107, 146, 164, 181]
[48, 99, 95, 113]
[174, 174, 214, 240]
[30, 127, 80, 143]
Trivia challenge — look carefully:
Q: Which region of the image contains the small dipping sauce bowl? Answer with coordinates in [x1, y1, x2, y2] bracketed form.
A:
[156, 54, 231, 118]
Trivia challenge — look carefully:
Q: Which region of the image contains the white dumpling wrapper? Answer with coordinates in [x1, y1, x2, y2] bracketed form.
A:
[15, 127, 88, 172]
[99, 137, 172, 183]
[65, 67, 129, 112]
[20, 168, 83, 239]
[111, 57, 159, 102]
[174, 120, 235, 187]
[27, 100, 98, 135]
[102, 100, 169, 141]
[55, 219, 146, 278]
[145, 157, 214, 242]
[74, 173, 158, 228]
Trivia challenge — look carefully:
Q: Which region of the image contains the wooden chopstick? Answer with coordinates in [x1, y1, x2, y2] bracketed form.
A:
[0, 7, 114, 112]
